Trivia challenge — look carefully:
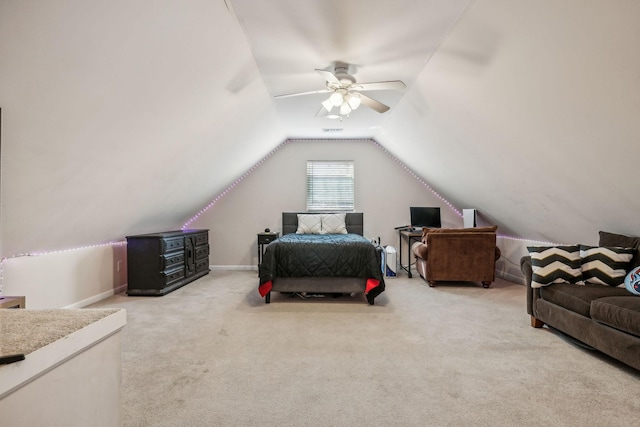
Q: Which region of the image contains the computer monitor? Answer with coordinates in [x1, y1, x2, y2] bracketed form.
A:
[410, 207, 441, 228]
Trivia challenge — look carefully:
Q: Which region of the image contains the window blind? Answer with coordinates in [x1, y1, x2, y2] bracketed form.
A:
[306, 160, 354, 211]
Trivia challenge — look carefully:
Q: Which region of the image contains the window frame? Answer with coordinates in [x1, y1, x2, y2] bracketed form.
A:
[306, 160, 355, 212]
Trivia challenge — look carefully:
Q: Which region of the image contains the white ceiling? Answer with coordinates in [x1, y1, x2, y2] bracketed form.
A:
[230, 0, 471, 138]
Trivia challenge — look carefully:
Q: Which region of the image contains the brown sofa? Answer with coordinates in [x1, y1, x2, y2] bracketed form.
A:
[412, 226, 501, 288]
[521, 231, 640, 371]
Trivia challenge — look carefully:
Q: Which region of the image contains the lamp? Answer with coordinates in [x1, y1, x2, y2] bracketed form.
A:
[323, 90, 360, 118]
[321, 98, 334, 112]
[345, 92, 361, 110]
[340, 102, 352, 115]
[330, 89, 346, 106]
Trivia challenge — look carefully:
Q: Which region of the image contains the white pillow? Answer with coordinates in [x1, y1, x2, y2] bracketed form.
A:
[321, 213, 348, 234]
[296, 214, 322, 234]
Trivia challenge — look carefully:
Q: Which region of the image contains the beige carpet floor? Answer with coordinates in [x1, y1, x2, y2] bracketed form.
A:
[91, 270, 640, 427]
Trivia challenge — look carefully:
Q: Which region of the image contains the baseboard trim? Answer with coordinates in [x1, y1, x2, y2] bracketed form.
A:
[210, 265, 257, 271]
[65, 284, 128, 309]
[497, 270, 525, 285]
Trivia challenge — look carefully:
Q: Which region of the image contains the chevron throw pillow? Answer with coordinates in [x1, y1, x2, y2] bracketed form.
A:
[528, 245, 582, 288]
[580, 245, 635, 286]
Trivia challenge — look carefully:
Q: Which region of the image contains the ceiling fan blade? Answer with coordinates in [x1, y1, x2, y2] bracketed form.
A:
[358, 93, 390, 113]
[274, 88, 331, 99]
[315, 69, 340, 85]
[316, 96, 334, 117]
[352, 80, 406, 92]
[316, 105, 330, 118]
[320, 96, 334, 112]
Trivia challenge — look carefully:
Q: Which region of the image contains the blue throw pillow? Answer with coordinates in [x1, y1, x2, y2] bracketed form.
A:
[624, 266, 640, 295]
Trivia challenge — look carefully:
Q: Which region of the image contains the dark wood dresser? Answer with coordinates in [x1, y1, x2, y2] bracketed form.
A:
[126, 229, 210, 296]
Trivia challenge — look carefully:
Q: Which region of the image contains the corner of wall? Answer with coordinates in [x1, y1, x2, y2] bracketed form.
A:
[495, 236, 535, 285]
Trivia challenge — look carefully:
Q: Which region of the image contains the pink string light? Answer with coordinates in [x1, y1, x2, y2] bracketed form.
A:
[27, 241, 127, 257]
[369, 139, 462, 217]
[0, 240, 127, 294]
[0, 240, 127, 268]
[184, 137, 464, 228]
[497, 234, 563, 246]
[370, 140, 565, 245]
[0, 138, 558, 266]
[182, 140, 290, 229]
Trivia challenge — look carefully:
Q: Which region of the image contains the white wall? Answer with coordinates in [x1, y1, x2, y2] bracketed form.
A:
[1, 244, 127, 309]
[190, 139, 463, 268]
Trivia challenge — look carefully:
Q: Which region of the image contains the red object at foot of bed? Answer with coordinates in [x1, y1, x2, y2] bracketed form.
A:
[365, 278, 380, 294]
[259, 281, 273, 297]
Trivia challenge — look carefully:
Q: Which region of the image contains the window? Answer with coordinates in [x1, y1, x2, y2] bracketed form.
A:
[306, 160, 354, 211]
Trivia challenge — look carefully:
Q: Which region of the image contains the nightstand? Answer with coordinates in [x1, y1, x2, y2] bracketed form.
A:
[257, 232, 280, 265]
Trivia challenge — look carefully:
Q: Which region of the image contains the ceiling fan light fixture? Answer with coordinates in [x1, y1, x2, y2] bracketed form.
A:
[277, 63, 403, 119]
[346, 93, 361, 110]
[321, 98, 334, 112]
[339, 102, 352, 115]
[330, 89, 347, 107]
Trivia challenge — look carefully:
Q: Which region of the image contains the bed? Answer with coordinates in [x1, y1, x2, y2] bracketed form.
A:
[258, 212, 386, 304]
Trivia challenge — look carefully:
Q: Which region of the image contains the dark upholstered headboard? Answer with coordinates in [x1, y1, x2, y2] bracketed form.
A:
[282, 212, 364, 235]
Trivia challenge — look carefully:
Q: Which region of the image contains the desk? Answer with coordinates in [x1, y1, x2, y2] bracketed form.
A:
[398, 229, 422, 278]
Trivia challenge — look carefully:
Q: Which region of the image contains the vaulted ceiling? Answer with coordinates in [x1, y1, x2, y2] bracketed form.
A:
[1, 0, 639, 255]
[231, 0, 470, 137]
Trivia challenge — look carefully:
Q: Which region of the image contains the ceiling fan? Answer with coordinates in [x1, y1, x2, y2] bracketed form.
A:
[274, 62, 406, 119]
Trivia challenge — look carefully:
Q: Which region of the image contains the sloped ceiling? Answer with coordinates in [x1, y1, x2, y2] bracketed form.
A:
[1, 0, 639, 256]
[380, 0, 640, 244]
[0, 0, 285, 254]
